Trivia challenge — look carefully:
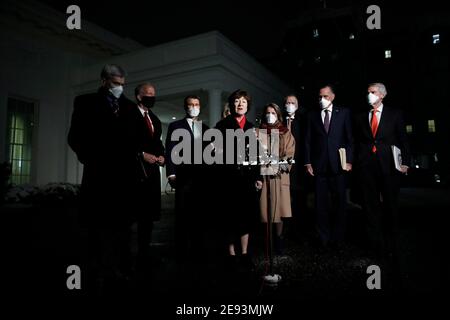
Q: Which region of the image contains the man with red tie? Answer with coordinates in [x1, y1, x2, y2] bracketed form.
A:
[353, 83, 410, 263]
[122, 83, 165, 264]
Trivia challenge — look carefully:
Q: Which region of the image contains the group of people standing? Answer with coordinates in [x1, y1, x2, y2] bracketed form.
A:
[68, 64, 410, 293]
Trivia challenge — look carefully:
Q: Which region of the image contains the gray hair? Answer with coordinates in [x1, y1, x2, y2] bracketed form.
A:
[283, 94, 299, 106]
[100, 64, 126, 80]
[134, 83, 155, 98]
[368, 82, 387, 96]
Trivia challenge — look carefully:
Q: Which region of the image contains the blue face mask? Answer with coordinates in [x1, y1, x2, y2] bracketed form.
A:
[188, 106, 200, 118]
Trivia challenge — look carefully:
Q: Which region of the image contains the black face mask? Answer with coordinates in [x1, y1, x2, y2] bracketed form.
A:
[140, 96, 155, 109]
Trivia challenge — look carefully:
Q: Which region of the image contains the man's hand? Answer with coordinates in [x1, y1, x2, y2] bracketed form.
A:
[305, 164, 314, 176]
[400, 165, 409, 174]
[346, 163, 352, 171]
[143, 152, 157, 164]
[255, 180, 263, 190]
[156, 155, 165, 166]
[168, 175, 176, 189]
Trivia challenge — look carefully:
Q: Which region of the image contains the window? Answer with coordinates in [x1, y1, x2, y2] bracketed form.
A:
[406, 125, 413, 133]
[428, 120, 436, 133]
[5, 97, 36, 184]
[432, 34, 440, 45]
[384, 50, 392, 59]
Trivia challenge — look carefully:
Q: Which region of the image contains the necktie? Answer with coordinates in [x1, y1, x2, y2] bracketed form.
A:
[371, 109, 379, 152]
[110, 98, 119, 115]
[287, 117, 293, 130]
[192, 120, 200, 139]
[323, 109, 330, 133]
[143, 111, 154, 137]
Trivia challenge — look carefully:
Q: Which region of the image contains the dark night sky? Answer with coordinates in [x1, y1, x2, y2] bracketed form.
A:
[36, 0, 363, 60]
[36, 0, 448, 84]
[38, 0, 293, 56]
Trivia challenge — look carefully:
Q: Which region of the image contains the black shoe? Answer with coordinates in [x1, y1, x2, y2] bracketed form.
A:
[240, 254, 255, 272]
[225, 255, 239, 273]
[274, 235, 284, 255]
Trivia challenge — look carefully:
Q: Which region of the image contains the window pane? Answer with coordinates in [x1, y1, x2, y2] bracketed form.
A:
[12, 160, 20, 176]
[14, 129, 24, 144]
[15, 116, 25, 130]
[23, 146, 32, 160]
[22, 160, 31, 176]
[6, 97, 36, 185]
[428, 120, 436, 133]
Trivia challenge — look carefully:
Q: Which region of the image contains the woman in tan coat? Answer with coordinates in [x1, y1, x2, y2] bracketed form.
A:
[256, 103, 295, 255]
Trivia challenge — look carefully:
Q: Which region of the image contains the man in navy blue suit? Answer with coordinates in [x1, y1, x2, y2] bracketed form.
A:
[304, 85, 353, 248]
[165, 95, 210, 262]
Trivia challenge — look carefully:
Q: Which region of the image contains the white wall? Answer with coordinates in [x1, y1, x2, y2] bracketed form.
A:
[0, 0, 143, 186]
[0, 30, 98, 185]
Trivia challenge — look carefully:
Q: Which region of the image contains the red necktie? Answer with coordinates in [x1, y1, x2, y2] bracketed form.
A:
[143, 111, 154, 137]
[371, 109, 379, 152]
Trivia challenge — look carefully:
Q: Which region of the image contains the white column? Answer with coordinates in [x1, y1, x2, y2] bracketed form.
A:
[208, 88, 222, 127]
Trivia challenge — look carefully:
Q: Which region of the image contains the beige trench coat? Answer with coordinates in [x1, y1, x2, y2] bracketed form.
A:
[257, 128, 296, 223]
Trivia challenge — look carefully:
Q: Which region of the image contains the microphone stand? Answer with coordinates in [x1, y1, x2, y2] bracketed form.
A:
[261, 133, 292, 287]
[246, 130, 294, 287]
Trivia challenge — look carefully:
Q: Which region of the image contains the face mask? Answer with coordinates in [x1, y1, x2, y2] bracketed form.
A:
[188, 106, 200, 118]
[368, 93, 379, 105]
[266, 113, 277, 125]
[320, 97, 331, 109]
[109, 85, 123, 98]
[140, 96, 155, 109]
[285, 103, 297, 114]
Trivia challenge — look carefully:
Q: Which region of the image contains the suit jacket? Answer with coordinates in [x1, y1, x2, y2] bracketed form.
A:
[283, 108, 307, 186]
[67, 87, 134, 223]
[165, 117, 210, 184]
[304, 105, 353, 175]
[121, 104, 165, 220]
[121, 105, 165, 180]
[353, 105, 410, 175]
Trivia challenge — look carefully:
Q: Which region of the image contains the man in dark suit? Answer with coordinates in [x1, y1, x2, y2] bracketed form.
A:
[282, 95, 309, 239]
[304, 85, 353, 248]
[68, 64, 134, 293]
[165, 95, 210, 262]
[122, 83, 165, 263]
[353, 83, 409, 261]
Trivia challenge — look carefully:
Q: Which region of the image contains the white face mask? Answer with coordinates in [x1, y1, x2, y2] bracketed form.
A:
[320, 97, 331, 109]
[109, 85, 123, 98]
[188, 106, 200, 118]
[285, 103, 297, 114]
[266, 113, 277, 125]
[368, 93, 379, 105]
